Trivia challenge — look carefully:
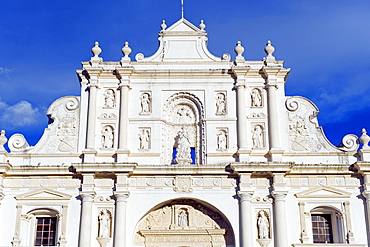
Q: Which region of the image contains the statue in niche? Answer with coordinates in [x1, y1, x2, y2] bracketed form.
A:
[140, 93, 151, 113]
[217, 130, 227, 150]
[175, 127, 192, 165]
[251, 89, 262, 107]
[252, 125, 264, 148]
[257, 211, 269, 239]
[101, 126, 114, 149]
[98, 209, 110, 238]
[215, 93, 226, 114]
[178, 210, 188, 227]
[139, 129, 150, 150]
[104, 89, 115, 108]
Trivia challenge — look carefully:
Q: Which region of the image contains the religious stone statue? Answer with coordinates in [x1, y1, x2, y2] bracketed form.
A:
[178, 210, 188, 227]
[139, 129, 150, 150]
[252, 125, 264, 148]
[104, 89, 115, 108]
[102, 126, 114, 149]
[217, 130, 227, 150]
[98, 210, 110, 238]
[251, 89, 262, 107]
[176, 105, 192, 124]
[175, 127, 192, 165]
[140, 93, 151, 113]
[257, 211, 269, 239]
[216, 93, 226, 114]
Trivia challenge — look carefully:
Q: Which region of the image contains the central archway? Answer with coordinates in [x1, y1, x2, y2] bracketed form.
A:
[133, 199, 235, 247]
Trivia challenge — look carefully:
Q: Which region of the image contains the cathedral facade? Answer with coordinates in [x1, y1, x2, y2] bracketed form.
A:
[0, 18, 370, 247]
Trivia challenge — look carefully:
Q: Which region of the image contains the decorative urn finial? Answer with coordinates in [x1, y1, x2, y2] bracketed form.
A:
[234, 41, 245, 57]
[264, 40, 275, 57]
[92, 41, 102, 57]
[360, 128, 370, 149]
[161, 20, 167, 30]
[0, 130, 7, 151]
[121, 41, 132, 57]
[199, 20, 206, 30]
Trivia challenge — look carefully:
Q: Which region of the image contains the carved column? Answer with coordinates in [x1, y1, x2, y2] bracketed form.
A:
[86, 84, 98, 150]
[265, 83, 280, 150]
[262, 67, 289, 161]
[231, 66, 251, 161]
[113, 193, 129, 247]
[79, 193, 95, 247]
[115, 67, 133, 162]
[118, 85, 129, 148]
[272, 191, 288, 247]
[272, 173, 288, 247]
[238, 191, 254, 247]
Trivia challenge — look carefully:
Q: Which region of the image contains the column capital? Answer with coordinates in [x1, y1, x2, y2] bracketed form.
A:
[271, 191, 287, 201]
[237, 191, 254, 202]
[80, 192, 95, 202]
[114, 192, 130, 202]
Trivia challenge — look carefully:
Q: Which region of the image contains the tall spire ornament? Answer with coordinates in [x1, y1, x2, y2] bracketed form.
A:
[181, 0, 184, 19]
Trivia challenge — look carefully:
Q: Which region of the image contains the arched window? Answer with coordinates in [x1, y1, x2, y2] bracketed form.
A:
[28, 208, 59, 246]
[310, 206, 345, 244]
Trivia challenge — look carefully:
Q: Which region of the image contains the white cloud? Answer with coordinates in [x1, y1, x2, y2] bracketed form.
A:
[0, 99, 41, 129]
[0, 67, 13, 78]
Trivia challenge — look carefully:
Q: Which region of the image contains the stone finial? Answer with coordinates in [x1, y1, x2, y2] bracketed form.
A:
[264, 40, 275, 62]
[121, 42, 132, 57]
[199, 20, 206, 30]
[92, 41, 102, 57]
[161, 20, 167, 30]
[234, 41, 245, 63]
[0, 130, 7, 151]
[360, 128, 370, 149]
[235, 41, 245, 56]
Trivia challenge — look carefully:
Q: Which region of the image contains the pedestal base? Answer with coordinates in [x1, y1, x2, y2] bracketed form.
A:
[97, 237, 111, 247]
[256, 238, 272, 247]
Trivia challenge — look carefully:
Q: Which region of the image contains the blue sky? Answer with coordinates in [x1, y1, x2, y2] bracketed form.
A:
[0, 0, 369, 148]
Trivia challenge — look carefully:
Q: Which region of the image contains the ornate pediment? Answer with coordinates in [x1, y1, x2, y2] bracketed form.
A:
[15, 189, 72, 201]
[136, 19, 223, 62]
[295, 185, 351, 198]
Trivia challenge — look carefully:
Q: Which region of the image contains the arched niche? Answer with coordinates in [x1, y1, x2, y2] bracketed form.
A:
[133, 198, 235, 247]
[162, 92, 205, 165]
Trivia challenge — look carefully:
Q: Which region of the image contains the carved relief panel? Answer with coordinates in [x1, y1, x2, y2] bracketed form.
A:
[103, 89, 116, 108]
[251, 123, 265, 149]
[139, 128, 151, 150]
[101, 125, 114, 149]
[140, 91, 151, 114]
[215, 91, 227, 115]
[251, 88, 263, 108]
[216, 128, 228, 151]
[134, 199, 234, 247]
[285, 97, 336, 152]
